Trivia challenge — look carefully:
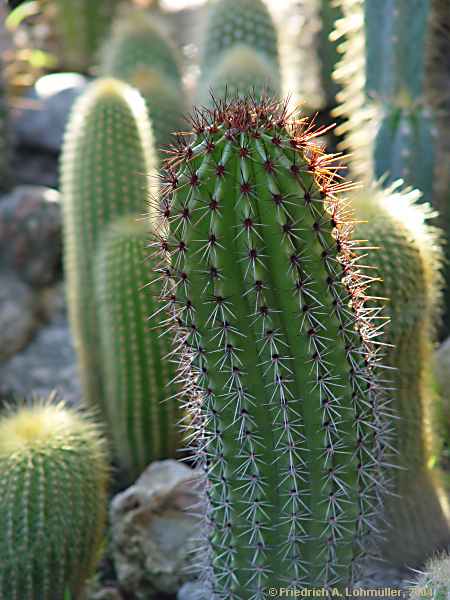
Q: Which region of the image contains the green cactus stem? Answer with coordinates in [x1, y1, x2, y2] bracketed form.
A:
[98, 9, 182, 87]
[199, 0, 280, 84]
[0, 396, 109, 599]
[61, 78, 157, 415]
[426, 0, 450, 330]
[198, 44, 281, 107]
[98, 10, 185, 156]
[151, 97, 391, 594]
[95, 216, 181, 480]
[353, 181, 450, 567]
[364, 0, 431, 102]
[373, 104, 436, 200]
[48, 0, 119, 73]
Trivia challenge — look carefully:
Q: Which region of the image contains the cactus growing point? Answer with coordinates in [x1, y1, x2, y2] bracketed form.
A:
[0, 397, 109, 600]
[151, 97, 392, 594]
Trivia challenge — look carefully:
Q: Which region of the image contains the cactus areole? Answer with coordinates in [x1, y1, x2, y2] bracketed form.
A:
[152, 98, 391, 595]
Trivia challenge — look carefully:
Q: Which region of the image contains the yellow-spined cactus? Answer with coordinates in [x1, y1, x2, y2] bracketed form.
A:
[0, 397, 109, 599]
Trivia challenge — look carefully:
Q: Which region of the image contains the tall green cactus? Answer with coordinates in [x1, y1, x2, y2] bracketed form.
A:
[98, 10, 185, 156]
[48, 0, 119, 72]
[427, 0, 450, 328]
[364, 0, 436, 200]
[61, 78, 157, 414]
[95, 216, 181, 480]
[0, 396, 109, 599]
[333, 0, 436, 200]
[352, 181, 450, 567]
[198, 44, 281, 107]
[199, 0, 280, 85]
[151, 97, 391, 593]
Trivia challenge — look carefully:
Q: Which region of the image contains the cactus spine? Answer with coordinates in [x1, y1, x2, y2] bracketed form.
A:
[95, 216, 181, 480]
[48, 0, 119, 72]
[61, 78, 157, 414]
[152, 98, 390, 593]
[352, 181, 450, 567]
[98, 10, 186, 156]
[0, 397, 109, 599]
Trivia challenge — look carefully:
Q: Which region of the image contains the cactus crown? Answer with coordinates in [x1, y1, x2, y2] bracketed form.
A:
[151, 97, 391, 592]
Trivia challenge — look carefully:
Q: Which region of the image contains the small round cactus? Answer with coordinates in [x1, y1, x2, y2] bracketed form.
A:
[0, 396, 109, 600]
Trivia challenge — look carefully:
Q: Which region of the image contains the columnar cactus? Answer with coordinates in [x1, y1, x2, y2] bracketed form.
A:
[199, 0, 280, 85]
[0, 396, 109, 599]
[198, 45, 281, 107]
[333, 0, 436, 200]
[95, 216, 181, 480]
[352, 181, 450, 567]
[47, 0, 119, 72]
[427, 0, 450, 328]
[98, 10, 185, 156]
[151, 97, 391, 593]
[61, 78, 157, 414]
[98, 10, 182, 87]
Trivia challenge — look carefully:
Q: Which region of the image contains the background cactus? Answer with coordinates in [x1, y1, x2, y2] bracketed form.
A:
[152, 97, 391, 593]
[317, 0, 342, 110]
[44, 0, 119, 73]
[95, 215, 181, 480]
[352, 181, 450, 567]
[198, 0, 280, 89]
[0, 396, 109, 599]
[412, 553, 450, 600]
[197, 44, 281, 107]
[98, 10, 186, 157]
[333, 0, 437, 201]
[61, 78, 157, 415]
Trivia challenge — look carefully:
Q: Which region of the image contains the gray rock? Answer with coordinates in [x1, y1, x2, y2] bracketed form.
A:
[0, 185, 61, 287]
[0, 273, 38, 361]
[12, 147, 58, 189]
[110, 460, 204, 598]
[12, 72, 89, 153]
[0, 310, 81, 407]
